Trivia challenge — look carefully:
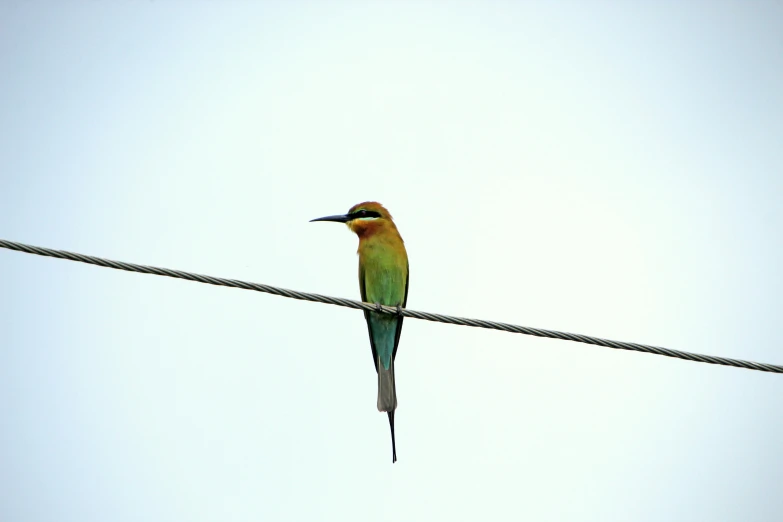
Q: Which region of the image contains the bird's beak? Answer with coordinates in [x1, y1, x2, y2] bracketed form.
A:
[310, 214, 351, 223]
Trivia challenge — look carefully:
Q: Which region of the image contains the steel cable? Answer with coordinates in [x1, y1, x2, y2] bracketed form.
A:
[2, 238, 781, 374]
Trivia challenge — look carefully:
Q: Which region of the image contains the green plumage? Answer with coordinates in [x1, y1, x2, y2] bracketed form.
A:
[310, 201, 408, 463]
[359, 241, 409, 371]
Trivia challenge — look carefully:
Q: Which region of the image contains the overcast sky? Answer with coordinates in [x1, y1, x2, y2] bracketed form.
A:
[2, 2, 782, 521]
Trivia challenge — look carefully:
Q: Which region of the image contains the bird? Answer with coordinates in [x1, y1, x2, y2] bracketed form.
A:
[310, 202, 409, 463]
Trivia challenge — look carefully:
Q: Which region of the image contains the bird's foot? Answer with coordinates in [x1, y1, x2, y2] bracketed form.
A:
[375, 302, 383, 313]
[396, 304, 403, 316]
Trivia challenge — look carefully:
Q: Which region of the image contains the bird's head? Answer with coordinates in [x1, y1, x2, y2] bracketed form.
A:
[310, 201, 398, 238]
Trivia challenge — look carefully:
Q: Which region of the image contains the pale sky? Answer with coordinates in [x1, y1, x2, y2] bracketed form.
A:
[2, 2, 782, 521]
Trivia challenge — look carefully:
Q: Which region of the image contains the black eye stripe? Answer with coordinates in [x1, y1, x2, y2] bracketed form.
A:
[350, 210, 381, 219]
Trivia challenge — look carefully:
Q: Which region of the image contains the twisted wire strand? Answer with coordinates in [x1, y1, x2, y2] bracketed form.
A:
[2, 238, 781, 374]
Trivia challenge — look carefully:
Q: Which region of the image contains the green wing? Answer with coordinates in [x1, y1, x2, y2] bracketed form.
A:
[392, 265, 409, 361]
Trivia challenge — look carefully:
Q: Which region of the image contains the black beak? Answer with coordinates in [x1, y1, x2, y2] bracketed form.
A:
[310, 214, 351, 223]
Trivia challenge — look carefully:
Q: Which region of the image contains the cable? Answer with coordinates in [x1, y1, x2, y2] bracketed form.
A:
[2, 238, 781, 374]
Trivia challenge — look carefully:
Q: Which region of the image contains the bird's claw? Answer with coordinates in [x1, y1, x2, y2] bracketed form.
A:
[396, 304, 403, 316]
[375, 302, 383, 313]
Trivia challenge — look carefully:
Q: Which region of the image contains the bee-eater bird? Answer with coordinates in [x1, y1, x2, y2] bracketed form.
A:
[310, 202, 409, 463]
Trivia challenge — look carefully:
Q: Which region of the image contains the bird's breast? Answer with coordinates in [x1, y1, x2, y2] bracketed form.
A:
[359, 241, 408, 306]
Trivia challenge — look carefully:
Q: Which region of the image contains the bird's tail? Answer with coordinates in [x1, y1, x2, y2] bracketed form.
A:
[387, 411, 397, 463]
[376, 357, 397, 412]
[377, 357, 398, 463]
